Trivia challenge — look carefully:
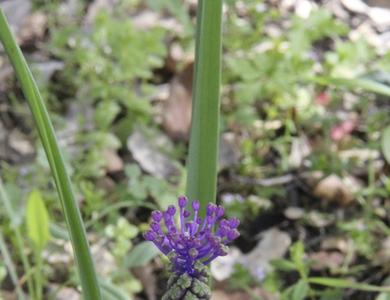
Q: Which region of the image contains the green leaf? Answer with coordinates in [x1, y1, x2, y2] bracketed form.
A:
[49, 223, 69, 241]
[0, 10, 102, 299]
[292, 280, 309, 300]
[381, 126, 390, 165]
[186, 0, 223, 213]
[271, 259, 297, 272]
[291, 241, 305, 265]
[26, 190, 50, 250]
[2, 183, 24, 227]
[0, 262, 6, 283]
[376, 293, 390, 300]
[0, 231, 26, 299]
[100, 280, 131, 300]
[0, 179, 33, 298]
[319, 288, 343, 300]
[310, 76, 390, 97]
[125, 241, 160, 268]
[95, 100, 121, 130]
[308, 277, 390, 292]
[290, 241, 308, 279]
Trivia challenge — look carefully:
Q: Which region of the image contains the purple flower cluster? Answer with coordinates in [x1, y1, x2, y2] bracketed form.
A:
[144, 196, 239, 277]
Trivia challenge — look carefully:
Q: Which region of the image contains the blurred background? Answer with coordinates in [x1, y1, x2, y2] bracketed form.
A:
[0, 0, 390, 299]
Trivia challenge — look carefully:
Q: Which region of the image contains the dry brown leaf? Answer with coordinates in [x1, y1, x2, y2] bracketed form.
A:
[19, 12, 47, 43]
[0, 0, 32, 42]
[90, 241, 117, 276]
[211, 228, 290, 283]
[240, 228, 291, 277]
[132, 11, 161, 30]
[0, 63, 13, 91]
[375, 237, 390, 264]
[0, 121, 8, 159]
[133, 264, 157, 300]
[313, 174, 354, 205]
[284, 207, 305, 220]
[127, 130, 179, 179]
[0, 291, 18, 300]
[162, 62, 193, 140]
[53, 287, 80, 300]
[8, 129, 34, 156]
[321, 237, 350, 253]
[368, 7, 390, 31]
[324, 0, 350, 21]
[288, 135, 311, 168]
[96, 176, 116, 192]
[307, 211, 334, 228]
[341, 0, 368, 13]
[103, 149, 124, 173]
[219, 133, 241, 170]
[366, 0, 390, 8]
[309, 251, 345, 271]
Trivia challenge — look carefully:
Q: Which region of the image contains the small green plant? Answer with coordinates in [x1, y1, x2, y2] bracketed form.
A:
[0, 179, 34, 299]
[270, 241, 390, 299]
[105, 217, 138, 259]
[51, 10, 166, 127]
[26, 190, 50, 300]
[121, 163, 184, 209]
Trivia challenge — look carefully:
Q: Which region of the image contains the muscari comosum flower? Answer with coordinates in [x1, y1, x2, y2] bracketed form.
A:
[144, 196, 240, 300]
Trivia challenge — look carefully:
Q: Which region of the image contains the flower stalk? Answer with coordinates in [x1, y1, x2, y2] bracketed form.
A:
[186, 0, 223, 213]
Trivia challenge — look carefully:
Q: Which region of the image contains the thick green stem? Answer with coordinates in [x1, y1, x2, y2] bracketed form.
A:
[0, 10, 102, 300]
[186, 0, 223, 213]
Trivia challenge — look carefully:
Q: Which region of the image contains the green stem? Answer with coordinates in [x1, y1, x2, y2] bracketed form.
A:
[0, 10, 102, 300]
[0, 178, 35, 297]
[186, 0, 223, 213]
[33, 249, 43, 300]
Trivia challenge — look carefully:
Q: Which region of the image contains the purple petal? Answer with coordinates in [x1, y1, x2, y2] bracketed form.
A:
[228, 218, 240, 229]
[151, 210, 163, 222]
[167, 205, 176, 216]
[227, 229, 240, 241]
[206, 203, 216, 216]
[178, 196, 187, 208]
[144, 230, 156, 241]
[216, 206, 225, 218]
[192, 200, 200, 211]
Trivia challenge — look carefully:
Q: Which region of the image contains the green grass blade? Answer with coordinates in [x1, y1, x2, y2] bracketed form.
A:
[186, 0, 223, 212]
[0, 10, 102, 300]
[308, 277, 390, 293]
[309, 76, 390, 96]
